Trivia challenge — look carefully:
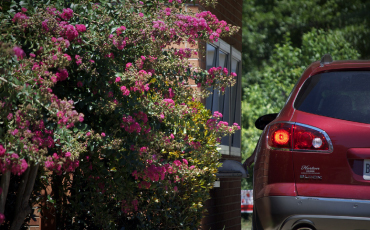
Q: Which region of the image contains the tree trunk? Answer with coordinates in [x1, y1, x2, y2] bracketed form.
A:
[10, 163, 39, 230]
[0, 171, 11, 214]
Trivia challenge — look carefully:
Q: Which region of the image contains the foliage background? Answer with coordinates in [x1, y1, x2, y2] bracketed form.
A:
[241, 0, 369, 189]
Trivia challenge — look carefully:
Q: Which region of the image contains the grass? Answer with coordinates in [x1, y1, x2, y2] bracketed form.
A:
[241, 213, 252, 230]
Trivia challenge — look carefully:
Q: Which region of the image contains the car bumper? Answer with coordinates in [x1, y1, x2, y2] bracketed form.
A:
[255, 196, 370, 230]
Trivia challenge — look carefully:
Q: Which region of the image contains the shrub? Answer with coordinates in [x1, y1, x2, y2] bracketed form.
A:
[0, 0, 239, 229]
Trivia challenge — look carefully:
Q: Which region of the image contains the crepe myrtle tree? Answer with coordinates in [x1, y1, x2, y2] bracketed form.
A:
[0, 0, 240, 229]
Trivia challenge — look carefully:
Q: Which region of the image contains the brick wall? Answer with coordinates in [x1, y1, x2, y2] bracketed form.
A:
[201, 177, 242, 230]
[201, 0, 243, 52]
[28, 207, 41, 230]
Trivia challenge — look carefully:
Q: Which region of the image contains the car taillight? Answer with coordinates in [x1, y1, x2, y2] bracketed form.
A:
[267, 122, 331, 152]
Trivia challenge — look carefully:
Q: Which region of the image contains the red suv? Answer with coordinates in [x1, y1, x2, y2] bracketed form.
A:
[252, 55, 370, 230]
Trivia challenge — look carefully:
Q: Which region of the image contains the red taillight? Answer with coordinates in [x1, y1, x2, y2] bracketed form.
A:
[268, 123, 291, 149]
[267, 123, 331, 151]
[274, 130, 290, 145]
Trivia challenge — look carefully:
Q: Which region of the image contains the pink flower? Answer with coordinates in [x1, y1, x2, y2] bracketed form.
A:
[233, 123, 241, 130]
[12, 12, 28, 23]
[62, 24, 79, 41]
[125, 62, 132, 69]
[213, 111, 223, 118]
[64, 39, 70, 48]
[115, 77, 121, 82]
[56, 69, 69, 81]
[32, 63, 40, 71]
[65, 152, 71, 157]
[139, 13, 144, 17]
[169, 88, 174, 98]
[163, 98, 175, 106]
[42, 20, 49, 31]
[75, 24, 86, 32]
[132, 170, 139, 179]
[89, 59, 95, 63]
[75, 55, 82, 65]
[173, 160, 181, 167]
[77, 81, 83, 87]
[116, 26, 126, 35]
[60, 8, 74, 20]
[21, 7, 27, 12]
[174, 186, 178, 192]
[182, 159, 188, 165]
[86, 132, 91, 136]
[57, 111, 64, 118]
[105, 53, 114, 59]
[120, 86, 130, 96]
[0, 213, 5, 224]
[11, 129, 19, 135]
[132, 199, 138, 211]
[13, 46, 25, 59]
[140, 147, 148, 153]
[64, 54, 72, 61]
[51, 76, 57, 83]
[0, 145, 6, 157]
[165, 8, 171, 16]
[101, 133, 106, 137]
[7, 113, 13, 120]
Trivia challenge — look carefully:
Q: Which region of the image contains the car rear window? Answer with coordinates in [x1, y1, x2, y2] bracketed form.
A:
[294, 71, 370, 124]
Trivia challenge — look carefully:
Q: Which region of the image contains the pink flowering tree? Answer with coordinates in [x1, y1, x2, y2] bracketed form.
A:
[0, 0, 239, 229]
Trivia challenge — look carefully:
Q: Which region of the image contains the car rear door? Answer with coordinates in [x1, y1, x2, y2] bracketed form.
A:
[291, 71, 370, 200]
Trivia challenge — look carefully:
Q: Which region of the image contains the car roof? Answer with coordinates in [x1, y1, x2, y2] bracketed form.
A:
[308, 60, 370, 76]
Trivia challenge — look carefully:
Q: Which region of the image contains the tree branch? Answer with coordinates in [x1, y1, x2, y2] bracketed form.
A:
[0, 171, 11, 214]
[14, 166, 31, 217]
[0, 76, 17, 87]
[10, 163, 39, 230]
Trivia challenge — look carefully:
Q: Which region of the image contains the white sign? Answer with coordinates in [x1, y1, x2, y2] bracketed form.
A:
[363, 159, 370, 180]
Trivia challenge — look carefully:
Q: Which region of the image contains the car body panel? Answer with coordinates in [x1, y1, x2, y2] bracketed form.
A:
[290, 103, 370, 200]
[255, 196, 370, 230]
[253, 58, 370, 229]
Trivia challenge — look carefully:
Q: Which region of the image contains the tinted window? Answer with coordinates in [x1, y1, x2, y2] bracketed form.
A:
[294, 71, 370, 124]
